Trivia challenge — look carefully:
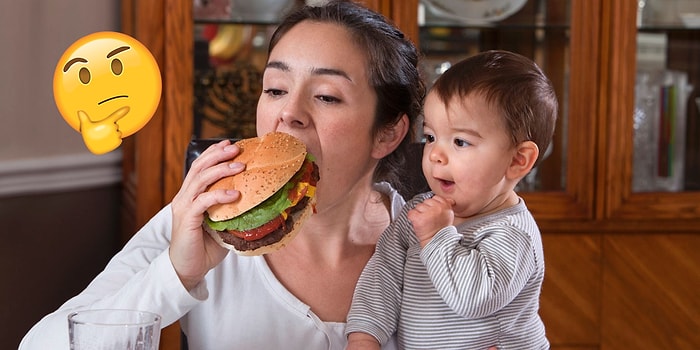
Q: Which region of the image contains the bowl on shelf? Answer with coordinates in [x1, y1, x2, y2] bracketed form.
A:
[679, 13, 700, 28]
[421, 0, 527, 25]
[229, 0, 296, 23]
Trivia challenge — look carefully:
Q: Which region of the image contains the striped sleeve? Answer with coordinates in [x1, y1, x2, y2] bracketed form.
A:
[346, 196, 421, 344]
[419, 211, 539, 319]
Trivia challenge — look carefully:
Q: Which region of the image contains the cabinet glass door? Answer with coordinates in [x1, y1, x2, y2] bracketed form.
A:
[634, 0, 700, 193]
[418, 0, 599, 221]
[419, 0, 571, 193]
[191, 0, 302, 139]
[604, 0, 700, 223]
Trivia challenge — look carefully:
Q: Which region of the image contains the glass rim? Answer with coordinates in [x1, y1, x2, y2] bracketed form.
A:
[67, 309, 161, 327]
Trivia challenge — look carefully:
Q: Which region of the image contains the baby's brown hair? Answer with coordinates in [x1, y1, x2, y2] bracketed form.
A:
[432, 50, 558, 165]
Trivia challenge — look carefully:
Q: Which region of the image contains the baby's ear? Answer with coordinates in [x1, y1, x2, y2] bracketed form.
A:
[507, 140, 539, 180]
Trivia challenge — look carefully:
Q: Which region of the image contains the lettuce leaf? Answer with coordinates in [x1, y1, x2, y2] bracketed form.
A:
[205, 181, 293, 232]
[205, 154, 316, 232]
[205, 182, 294, 231]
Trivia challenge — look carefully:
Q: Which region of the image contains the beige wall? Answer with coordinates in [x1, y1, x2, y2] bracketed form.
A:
[0, 0, 120, 161]
[0, 0, 123, 197]
[0, 3, 124, 348]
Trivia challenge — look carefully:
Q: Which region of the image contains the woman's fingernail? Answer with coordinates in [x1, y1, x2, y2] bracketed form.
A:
[229, 162, 245, 170]
[223, 144, 237, 152]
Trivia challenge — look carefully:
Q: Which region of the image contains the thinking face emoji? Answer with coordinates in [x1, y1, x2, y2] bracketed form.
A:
[54, 31, 161, 154]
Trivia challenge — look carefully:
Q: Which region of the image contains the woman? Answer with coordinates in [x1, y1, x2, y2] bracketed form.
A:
[20, 2, 424, 349]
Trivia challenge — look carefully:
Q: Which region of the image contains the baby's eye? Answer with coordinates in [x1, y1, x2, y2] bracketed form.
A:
[454, 138, 471, 147]
[423, 134, 435, 143]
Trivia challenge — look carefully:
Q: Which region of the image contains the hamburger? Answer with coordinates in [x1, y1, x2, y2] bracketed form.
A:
[203, 131, 319, 256]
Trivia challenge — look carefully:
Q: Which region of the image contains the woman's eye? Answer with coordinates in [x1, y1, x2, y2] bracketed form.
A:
[263, 88, 285, 97]
[317, 95, 340, 103]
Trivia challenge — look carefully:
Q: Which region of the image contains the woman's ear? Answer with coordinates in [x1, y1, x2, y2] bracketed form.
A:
[507, 140, 539, 180]
[372, 114, 409, 159]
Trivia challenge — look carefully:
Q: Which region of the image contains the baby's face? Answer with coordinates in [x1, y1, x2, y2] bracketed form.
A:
[420, 92, 517, 219]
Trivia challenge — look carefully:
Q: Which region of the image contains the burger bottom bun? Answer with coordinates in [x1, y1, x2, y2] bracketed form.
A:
[205, 198, 315, 256]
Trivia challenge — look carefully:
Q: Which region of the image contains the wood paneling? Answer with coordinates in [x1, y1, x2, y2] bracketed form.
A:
[2, 187, 122, 350]
[602, 234, 700, 349]
[540, 234, 602, 347]
[120, 0, 166, 237]
[163, 0, 193, 203]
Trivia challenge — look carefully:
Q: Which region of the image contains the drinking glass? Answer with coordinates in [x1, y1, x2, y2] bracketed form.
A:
[68, 309, 161, 350]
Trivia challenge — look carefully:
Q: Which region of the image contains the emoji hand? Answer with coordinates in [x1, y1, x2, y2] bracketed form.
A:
[78, 106, 130, 154]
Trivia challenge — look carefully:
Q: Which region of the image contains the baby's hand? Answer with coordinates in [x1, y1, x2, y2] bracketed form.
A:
[407, 195, 454, 247]
[78, 106, 130, 154]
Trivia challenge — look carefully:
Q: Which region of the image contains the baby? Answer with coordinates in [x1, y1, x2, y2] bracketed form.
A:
[346, 50, 557, 350]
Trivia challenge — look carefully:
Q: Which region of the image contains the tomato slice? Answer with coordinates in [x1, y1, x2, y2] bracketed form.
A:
[228, 215, 285, 241]
[296, 159, 317, 186]
[226, 158, 316, 242]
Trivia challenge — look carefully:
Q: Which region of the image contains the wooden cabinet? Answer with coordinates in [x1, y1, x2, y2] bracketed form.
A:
[121, 0, 700, 349]
[601, 233, 700, 349]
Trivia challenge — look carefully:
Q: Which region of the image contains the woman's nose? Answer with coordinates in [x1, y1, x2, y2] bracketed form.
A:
[279, 94, 310, 128]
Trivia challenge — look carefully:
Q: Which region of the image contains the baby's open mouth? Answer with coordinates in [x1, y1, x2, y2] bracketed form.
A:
[435, 178, 455, 191]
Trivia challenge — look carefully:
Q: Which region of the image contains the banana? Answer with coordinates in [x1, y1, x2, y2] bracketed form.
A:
[208, 24, 251, 61]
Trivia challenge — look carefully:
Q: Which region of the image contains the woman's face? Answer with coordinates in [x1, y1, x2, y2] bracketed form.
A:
[257, 21, 379, 210]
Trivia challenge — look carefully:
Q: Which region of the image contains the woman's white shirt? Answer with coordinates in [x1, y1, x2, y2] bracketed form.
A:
[19, 183, 403, 350]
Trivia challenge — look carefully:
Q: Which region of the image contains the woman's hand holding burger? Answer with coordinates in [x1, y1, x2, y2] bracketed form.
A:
[168, 132, 318, 290]
[170, 139, 245, 291]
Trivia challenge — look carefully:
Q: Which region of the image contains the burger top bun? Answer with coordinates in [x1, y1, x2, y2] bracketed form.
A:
[206, 132, 308, 221]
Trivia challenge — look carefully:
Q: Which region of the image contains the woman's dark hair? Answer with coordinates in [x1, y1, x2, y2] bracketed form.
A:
[269, 0, 425, 192]
[432, 50, 558, 166]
